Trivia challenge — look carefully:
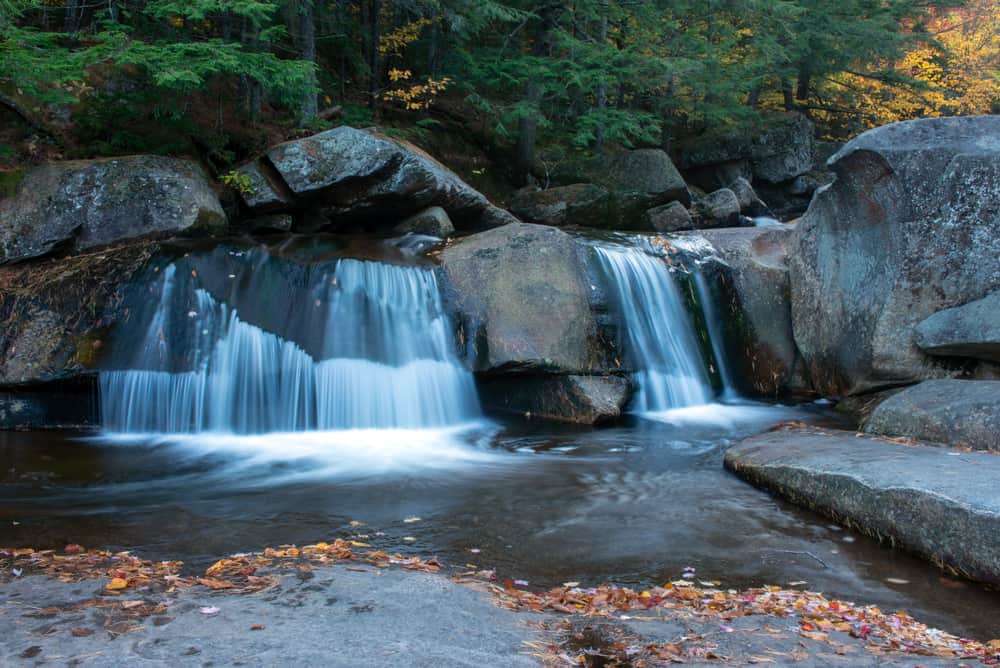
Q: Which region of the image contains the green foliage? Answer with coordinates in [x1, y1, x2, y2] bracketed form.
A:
[221, 169, 255, 195]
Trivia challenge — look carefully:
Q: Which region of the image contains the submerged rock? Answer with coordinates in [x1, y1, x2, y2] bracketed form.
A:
[479, 374, 632, 425]
[440, 222, 610, 374]
[726, 426, 1000, 586]
[0, 157, 225, 264]
[914, 291, 1000, 363]
[864, 379, 1000, 451]
[789, 116, 1000, 396]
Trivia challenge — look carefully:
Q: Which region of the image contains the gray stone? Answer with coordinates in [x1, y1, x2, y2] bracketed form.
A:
[234, 159, 295, 213]
[914, 291, 1000, 362]
[0, 157, 225, 264]
[474, 204, 522, 230]
[682, 226, 809, 396]
[691, 188, 741, 228]
[479, 374, 632, 425]
[789, 116, 1000, 396]
[392, 206, 455, 237]
[440, 222, 605, 374]
[264, 126, 489, 227]
[725, 426, 1000, 586]
[646, 200, 694, 232]
[865, 379, 1000, 451]
[727, 177, 772, 218]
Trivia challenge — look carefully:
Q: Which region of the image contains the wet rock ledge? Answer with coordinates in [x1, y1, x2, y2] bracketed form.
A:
[725, 426, 1000, 586]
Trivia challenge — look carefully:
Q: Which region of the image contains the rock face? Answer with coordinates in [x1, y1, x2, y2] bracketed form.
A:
[237, 126, 490, 229]
[726, 426, 1000, 586]
[440, 222, 607, 373]
[683, 226, 809, 396]
[864, 379, 1000, 451]
[0, 157, 225, 264]
[914, 291, 1000, 363]
[479, 374, 632, 425]
[789, 116, 1000, 396]
[392, 206, 455, 237]
[0, 242, 157, 387]
[727, 177, 773, 218]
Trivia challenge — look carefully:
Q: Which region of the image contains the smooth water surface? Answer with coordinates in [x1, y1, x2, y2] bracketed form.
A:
[2, 403, 998, 640]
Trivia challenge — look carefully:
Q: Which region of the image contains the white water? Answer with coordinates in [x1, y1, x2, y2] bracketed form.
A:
[100, 256, 481, 434]
[593, 246, 714, 412]
[692, 270, 738, 398]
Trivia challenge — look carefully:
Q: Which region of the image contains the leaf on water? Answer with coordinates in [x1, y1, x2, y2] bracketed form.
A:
[106, 577, 128, 591]
[64, 544, 85, 554]
[250, 624, 265, 631]
[349, 521, 364, 527]
[71, 628, 94, 637]
[121, 600, 144, 609]
[885, 578, 909, 585]
[402, 537, 416, 542]
[197, 577, 235, 590]
[403, 517, 422, 523]
[199, 606, 220, 616]
[348, 541, 370, 548]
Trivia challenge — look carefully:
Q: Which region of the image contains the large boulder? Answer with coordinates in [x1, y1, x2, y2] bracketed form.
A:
[0, 157, 225, 264]
[677, 112, 816, 188]
[914, 291, 1000, 363]
[690, 188, 741, 228]
[392, 206, 455, 237]
[726, 425, 1000, 586]
[789, 116, 1000, 396]
[237, 126, 490, 229]
[680, 226, 809, 397]
[646, 201, 693, 232]
[864, 379, 1000, 451]
[550, 148, 690, 208]
[440, 222, 610, 374]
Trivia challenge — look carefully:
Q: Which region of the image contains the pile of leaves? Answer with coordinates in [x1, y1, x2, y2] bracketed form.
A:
[484, 579, 1000, 665]
[0, 539, 442, 596]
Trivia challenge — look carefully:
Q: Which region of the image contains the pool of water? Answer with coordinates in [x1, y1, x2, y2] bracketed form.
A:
[2, 401, 998, 639]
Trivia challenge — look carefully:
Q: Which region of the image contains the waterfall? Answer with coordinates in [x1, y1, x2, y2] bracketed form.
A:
[692, 271, 738, 398]
[100, 254, 480, 434]
[594, 245, 713, 412]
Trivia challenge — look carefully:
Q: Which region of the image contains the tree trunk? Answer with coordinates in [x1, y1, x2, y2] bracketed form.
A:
[64, 0, 81, 33]
[796, 66, 811, 101]
[299, 0, 319, 122]
[782, 80, 795, 111]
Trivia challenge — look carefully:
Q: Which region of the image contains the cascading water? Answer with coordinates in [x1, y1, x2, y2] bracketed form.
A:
[100, 252, 481, 434]
[692, 271, 738, 398]
[593, 245, 714, 412]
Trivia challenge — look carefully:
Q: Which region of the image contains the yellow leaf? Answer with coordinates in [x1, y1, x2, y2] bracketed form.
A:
[107, 578, 128, 591]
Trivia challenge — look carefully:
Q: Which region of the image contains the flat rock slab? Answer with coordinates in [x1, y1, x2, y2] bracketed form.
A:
[0, 568, 541, 667]
[725, 427, 1000, 586]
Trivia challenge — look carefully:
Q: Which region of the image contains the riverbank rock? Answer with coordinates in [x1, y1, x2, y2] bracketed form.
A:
[914, 291, 1000, 363]
[864, 379, 1000, 451]
[727, 177, 773, 218]
[647, 201, 694, 232]
[691, 188, 741, 228]
[726, 426, 1000, 586]
[0, 157, 224, 264]
[479, 374, 632, 424]
[680, 226, 809, 397]
[509, 183, 610, 228]
[789, 116, 1000, 396]
[236, 126, 491, 230]
[440, 222, 610, 374]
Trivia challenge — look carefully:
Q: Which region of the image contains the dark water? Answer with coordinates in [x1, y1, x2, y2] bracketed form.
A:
[1, 402, 998, 640]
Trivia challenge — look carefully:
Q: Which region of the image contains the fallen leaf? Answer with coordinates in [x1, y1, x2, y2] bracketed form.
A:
[250, 624, 265, 631]
[121, 600, 144, 609]
[106, 578, 128, 591]
[71, 628, 94, 637]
